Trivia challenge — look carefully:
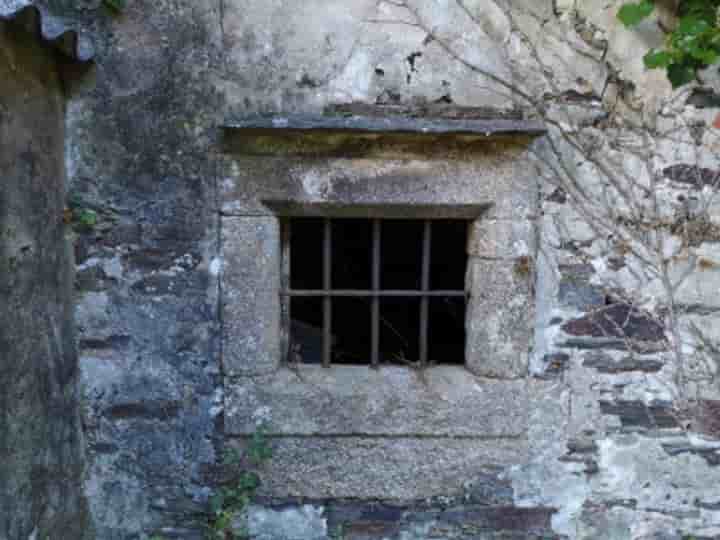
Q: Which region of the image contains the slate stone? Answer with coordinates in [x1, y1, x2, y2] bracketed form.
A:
[599, 400, 679, 430]
[662, 443, 720, 467]
[538, 353, 570, 379]
[558, 281, 605, 310]
[561, 303, 666, 342]
[687, 88, 720, 109]
[583, 352, 664, 373]
[663, 164, 720, 188]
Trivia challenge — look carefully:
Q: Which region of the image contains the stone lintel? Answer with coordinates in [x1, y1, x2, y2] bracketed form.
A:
[261, 201, 490, 219]
[220, 154, 527, 217]
[224, 366, 528, 437]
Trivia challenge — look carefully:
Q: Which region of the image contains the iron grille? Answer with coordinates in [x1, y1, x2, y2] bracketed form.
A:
[281, 218, 468, 367]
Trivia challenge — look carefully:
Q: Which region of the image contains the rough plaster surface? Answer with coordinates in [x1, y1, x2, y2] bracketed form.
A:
[3, 0, 720, 538]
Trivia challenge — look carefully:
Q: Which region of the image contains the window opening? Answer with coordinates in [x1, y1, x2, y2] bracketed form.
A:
[283, 218, 467, 367]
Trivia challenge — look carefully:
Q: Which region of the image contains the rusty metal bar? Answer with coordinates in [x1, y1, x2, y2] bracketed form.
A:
[419, 220, 431, 366]
[280, 220, 292, 364]
[371, 219, 381, 367]
[281, 290, 465, 297]
[323, 218, 332, 368]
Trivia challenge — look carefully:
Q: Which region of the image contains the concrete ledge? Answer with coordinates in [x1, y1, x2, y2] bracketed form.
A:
[224, 366, 528, 437]
[223, 114, 546, 136]
[221, 113, 544, 157]
[261, 201, 490, 219]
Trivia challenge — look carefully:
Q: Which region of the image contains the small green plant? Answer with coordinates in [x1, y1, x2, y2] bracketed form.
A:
[207, 426, 273, 540]
[48, 0, 125, 14]
[76, 209, 98, 229]
[102, 0, 126, 13]
[618, 0, 720, 87]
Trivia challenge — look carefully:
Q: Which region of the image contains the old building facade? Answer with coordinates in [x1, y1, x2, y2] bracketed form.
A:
[2, 0, 720, 538]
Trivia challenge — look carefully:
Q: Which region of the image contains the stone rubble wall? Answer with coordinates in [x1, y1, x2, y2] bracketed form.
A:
[36, 0, 720, 538]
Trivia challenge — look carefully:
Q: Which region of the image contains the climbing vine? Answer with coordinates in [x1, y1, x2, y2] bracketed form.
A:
[618, 0, 720, 87]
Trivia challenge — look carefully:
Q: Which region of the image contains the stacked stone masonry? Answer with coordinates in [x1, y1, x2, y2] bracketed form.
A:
[3, 0, 720, 539]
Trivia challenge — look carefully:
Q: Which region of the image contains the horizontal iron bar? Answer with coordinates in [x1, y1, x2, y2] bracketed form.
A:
[282, 290, 467, 297]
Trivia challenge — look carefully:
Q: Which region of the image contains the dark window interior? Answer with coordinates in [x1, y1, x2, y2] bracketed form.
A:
[286, 218, 467, 366]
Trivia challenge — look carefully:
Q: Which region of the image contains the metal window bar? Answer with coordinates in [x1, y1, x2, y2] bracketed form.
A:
[419, 219, 431, 365]
[282, 218, 466, 367]
[323, 218, 332, 368]
[280, 220, 292, 364]
[371, 219, 381, 368]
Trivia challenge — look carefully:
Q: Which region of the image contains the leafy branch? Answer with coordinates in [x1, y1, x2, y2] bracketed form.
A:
[618, 0, 720, 87]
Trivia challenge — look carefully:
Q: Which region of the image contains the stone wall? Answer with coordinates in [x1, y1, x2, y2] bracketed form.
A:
[10, 0, 720, 538]
[0, 21, 89, 540]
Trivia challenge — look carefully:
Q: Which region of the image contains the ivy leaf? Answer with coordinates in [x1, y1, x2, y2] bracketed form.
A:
[617, 0, 655, 27]
[688, 44, 719, 64]
[643, 49, 673, 69]
[677, 15, 710, 37]
[103, 0, 125, 13]
[76, 209, 97, 229]
[667, 63, 697, 88]
[209, 493, 225, 516]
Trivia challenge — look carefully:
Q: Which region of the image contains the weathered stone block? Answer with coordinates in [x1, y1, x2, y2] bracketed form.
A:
[224, 366, 528, 437]
[468, 218, 535, 259]
[466, 259, 533, 378]
[222, 217, 281, 376]
[221, 150, 524, 217]
[235, 504, 328, 540]
[230, 437, 529, 500]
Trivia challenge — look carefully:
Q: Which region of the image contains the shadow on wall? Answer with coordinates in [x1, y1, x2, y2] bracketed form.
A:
[0, 12, 93, 540]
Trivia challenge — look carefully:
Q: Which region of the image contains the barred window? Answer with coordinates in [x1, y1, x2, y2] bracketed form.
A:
[282, 218, 468, 367]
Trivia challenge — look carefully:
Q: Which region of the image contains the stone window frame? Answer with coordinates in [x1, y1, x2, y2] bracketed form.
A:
[223, 199, 532, 378]
[222, 204, 535, 439]
[221, 113, 540, 440]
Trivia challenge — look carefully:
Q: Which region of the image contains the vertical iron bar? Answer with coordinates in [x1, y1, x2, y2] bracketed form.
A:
[371, 219, 381, 368]
[280, 220, 292, 364]
[419, 220, 431, 366]
[323, 218, 332, 368]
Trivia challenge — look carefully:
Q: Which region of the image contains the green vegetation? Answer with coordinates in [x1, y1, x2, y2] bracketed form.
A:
[618, 0, 720, 87]
[102, 0, 126, 13]
[207, 426, 273, 540]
